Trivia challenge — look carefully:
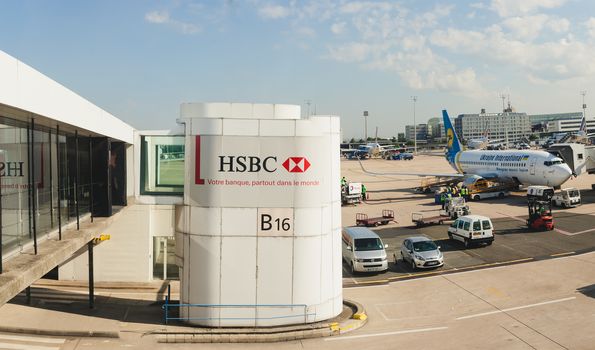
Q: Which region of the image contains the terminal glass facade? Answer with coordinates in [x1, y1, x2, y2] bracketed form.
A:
[1, 115, 93, 260]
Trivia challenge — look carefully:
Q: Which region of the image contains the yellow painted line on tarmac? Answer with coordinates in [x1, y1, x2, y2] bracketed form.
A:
[351, 258, 536, 286]
[353, 279, 389, 285]
[550, 251, 575, 257]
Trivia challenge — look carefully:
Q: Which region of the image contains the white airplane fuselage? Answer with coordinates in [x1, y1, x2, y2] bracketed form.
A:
[452, 150, 572, 187]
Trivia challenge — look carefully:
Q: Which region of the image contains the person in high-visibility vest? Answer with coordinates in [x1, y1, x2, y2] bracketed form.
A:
[440, 192, 446, 209]
[361, 184, 367, 201]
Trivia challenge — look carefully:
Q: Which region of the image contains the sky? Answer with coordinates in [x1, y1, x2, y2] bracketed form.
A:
[2, 0, 595, 140]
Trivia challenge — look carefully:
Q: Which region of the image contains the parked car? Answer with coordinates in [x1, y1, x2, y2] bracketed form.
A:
[448, 215, 494, 248]
[398, 236, 444, 270]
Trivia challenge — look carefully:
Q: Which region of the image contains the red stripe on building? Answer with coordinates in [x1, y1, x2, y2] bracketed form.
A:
[195, 135, 205, 185]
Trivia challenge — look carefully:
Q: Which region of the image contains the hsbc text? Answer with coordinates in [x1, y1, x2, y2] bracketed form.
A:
[218, 156, 277, 173]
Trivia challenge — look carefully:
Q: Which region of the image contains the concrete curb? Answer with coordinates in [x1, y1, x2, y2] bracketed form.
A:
[155, 299, 367, 343]
[0, 326, 119, 338]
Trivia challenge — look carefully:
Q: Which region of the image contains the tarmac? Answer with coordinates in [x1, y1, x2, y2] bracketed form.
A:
[1, 280, 367, 343]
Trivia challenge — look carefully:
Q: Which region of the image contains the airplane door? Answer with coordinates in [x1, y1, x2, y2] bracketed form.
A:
[529, 158, 536, 175]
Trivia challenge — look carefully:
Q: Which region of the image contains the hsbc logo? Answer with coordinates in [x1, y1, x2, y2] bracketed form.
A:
[217, 156, 311, 173]
[282, 157, 310, 173]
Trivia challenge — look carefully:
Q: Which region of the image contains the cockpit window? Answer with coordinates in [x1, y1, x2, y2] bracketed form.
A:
[544, 158, 564, 166]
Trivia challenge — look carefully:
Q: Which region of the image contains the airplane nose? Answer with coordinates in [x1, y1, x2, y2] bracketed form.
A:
[558, 164, 573, 182]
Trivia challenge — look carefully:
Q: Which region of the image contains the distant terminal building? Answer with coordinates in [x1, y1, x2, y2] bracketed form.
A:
[405, 123, 430, 142]
[454, 109, 530, 143]
[529, 112, 595, 134]
[427, 117, 445, 140]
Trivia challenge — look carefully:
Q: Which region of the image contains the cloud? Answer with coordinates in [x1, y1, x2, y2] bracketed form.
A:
[585, 17, 595, 38]
[488, 0, 567, 17]
[430, 23, 595, 81]
[144, 10, 200, 34]
[145, 10, 169, 24]
[249, 0, 590, 96]
[258, 4, 291, 19]
[331, 22, 346, 35]
[327, 42, 371, 63]
[501, 14, 549, 41]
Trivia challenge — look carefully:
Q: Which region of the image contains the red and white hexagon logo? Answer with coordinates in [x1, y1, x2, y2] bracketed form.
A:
[282, 157, 311, 173]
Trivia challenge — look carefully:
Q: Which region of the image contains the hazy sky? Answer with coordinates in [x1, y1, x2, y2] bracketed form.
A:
[2, 0, 595, 139]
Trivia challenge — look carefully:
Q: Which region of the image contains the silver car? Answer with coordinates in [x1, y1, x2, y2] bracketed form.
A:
[398, 236, 444, 270]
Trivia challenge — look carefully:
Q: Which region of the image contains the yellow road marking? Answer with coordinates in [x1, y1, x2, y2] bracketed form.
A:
[550, 251, 575, 257]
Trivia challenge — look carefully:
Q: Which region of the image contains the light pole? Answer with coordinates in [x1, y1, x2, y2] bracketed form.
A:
[363, 111, 368, 141]
[411, 96, 417, 154]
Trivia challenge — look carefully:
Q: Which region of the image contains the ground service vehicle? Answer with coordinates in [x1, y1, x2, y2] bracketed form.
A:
[342, 227, 389, 273]
[342, 182, 362, 205]
[527, 186, 555, 200]
[399, 236, 444, 270]
[356, 210, 395, 227]
[527, 197, 554, 230]
[443, 197, 470, 219]
[448, 215, 494, 248]
[551, 188, 581, 208]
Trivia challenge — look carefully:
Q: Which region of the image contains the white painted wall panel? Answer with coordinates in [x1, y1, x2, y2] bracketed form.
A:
[190, 207, 221, 236]
[294, 208, 322, 237]
[255, 237, 294, 326]
[259, 119, 296, 137]
[220, 237, 257, 326]
[292, 236, 321, 306]
[295, 120, 323, 137]
[186, 235, 222, 327]
[151, 206, 175, 237]
[252, 104, 274, 119]
[320, 231, 333, 302]
[332, 229, 343, 299]
[221, 208, 257, 236]
[222, 119, 259, 136]
[273, 104, 300, 119]
[231, 103, 254, 119]
[190, 118, 223, 136]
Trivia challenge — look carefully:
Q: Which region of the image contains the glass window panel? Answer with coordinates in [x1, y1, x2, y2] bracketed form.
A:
[141, 136, 184, 194]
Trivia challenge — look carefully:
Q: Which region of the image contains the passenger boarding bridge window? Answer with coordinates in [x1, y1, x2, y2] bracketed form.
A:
[140, 136, 184, 195]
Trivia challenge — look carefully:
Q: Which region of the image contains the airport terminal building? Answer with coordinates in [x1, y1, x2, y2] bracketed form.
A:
[0, 50, 342, 326]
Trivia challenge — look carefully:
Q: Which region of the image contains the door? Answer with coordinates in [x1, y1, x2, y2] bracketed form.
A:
[529, 157, 536, 175]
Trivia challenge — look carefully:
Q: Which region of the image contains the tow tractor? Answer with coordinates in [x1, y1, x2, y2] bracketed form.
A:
[527, 195, 554, 231]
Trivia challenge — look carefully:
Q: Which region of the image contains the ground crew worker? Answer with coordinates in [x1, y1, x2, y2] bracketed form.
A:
[361, 184, 367, 201]
[440, 192, 446, 209]
[341, 177, 347, 187]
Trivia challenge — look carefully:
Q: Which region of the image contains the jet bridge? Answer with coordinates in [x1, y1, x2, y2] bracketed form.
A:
[547, 144, 594, 175]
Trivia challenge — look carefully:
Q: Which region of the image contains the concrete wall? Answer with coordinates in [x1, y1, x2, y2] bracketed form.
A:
[59, 204, 175, 282]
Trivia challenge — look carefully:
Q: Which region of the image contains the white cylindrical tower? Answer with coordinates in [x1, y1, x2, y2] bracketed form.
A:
[175, 103, 342, 327]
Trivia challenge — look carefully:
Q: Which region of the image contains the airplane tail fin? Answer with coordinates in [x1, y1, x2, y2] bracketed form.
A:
[578, 113, 587, 135]
[442, 110, 462, 164]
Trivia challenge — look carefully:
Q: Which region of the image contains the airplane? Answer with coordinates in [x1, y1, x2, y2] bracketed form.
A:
[359, 110, 574, 187]
[343, 142, 397, 159]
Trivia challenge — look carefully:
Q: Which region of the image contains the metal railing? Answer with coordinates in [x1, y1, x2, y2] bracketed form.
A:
[162, 285, 315, 325]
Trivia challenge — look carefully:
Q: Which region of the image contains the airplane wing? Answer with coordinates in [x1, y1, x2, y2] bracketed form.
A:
[357, 159, 464, 178]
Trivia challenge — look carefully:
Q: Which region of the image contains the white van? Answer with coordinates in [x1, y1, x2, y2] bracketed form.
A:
[342, 226, 388, 273]
[447, 215, 494, 248]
